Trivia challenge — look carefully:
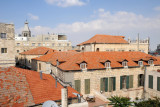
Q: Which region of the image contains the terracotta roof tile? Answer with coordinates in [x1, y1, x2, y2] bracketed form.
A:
[77, 34, 128, 45]
[0, 67, 80, 106]
[34, 51, 160, 71]
[20, 47, 55, 55]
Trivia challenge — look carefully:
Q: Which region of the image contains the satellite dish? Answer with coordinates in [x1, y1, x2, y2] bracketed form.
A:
[42, 100, 58, 107]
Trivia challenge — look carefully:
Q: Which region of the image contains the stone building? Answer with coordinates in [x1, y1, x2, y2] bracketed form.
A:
[17, 47, 55, 69]
[15, 21, 72, 55]
[0, 23, 15, 67]
[144, 66, 160, 99]
[156, 44, 160, 55]
[77, 34, 149, 54]
[31, 51, 160, 100]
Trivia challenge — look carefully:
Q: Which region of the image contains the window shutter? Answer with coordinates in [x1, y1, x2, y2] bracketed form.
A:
[126, 76, 129, 89]
[85, 79, 90, 94]
[75, 80, 81, 93]
[113, 77, 116, 91]
[149, 75, 153, 89]
[157, 77, 160, 91]
[120, 76, 123, 89]
[109, 77, 112, 92]
[104, 78, 108, 92]
[129, 75, 133, 88]
[100, 78, 104, 92]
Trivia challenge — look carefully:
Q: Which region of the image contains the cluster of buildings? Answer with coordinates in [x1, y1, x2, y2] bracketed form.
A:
[0, 21, 160, 107]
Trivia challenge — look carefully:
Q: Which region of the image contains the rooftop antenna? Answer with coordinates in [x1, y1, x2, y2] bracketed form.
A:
[137, 33, 140, 51]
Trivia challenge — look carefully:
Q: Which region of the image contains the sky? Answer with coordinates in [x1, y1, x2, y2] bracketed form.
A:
[0, 0, 160, 50]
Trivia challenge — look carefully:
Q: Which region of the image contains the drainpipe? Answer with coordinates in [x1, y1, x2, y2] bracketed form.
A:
[143, 66, 147, 99]
[61, 86, 68, 107]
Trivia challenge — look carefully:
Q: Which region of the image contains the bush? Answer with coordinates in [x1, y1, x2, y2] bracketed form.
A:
[108, 96, 133, 107]
[134, 97, 160, 107]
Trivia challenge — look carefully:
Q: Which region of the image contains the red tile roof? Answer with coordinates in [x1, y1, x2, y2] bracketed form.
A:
[0, 67, 35, 106]
[77, 34, 128, 46]
[0, 67, 80, 106]
[20, 47, 55, 55]
[33, 51, 160, 71]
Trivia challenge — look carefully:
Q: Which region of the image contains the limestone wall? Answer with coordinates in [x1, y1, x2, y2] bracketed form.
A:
[144, 66, 160, 99]
[0, 23, 15, 67]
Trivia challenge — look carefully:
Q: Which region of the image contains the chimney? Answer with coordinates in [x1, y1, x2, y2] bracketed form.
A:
[40, 71, 43, 80]
[61, 86, 68, 107]
[55, 77, 57, 88]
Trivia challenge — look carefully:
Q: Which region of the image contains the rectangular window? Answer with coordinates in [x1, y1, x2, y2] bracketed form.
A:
[100, 77, 116, 92]
[149, 75, 153, 89]
[1, 33, 6, 39]
[1, 48, 7, 53]
[75, 80, 81, 93]
[17, 50, 19, 53]
[80, 63, 87, 69]
[100, 78, 108, 92]
[39, 63, 41, 70]
[148, 60, 153, 65]
[109, 77, 116, 92]
[32, 43, 35, 46]
[67, 43, 70, 46]
[38, 43, 41, 46]
[85, 79, 90, 94]
[138, 74, 144, 87]
[138, 61, 143, 66]
[17, 43, 20, 46]
[120, 75, 133, 89]
[122, 61, 128, 67]
[157, 77, 160, 91]
[105, 62, 111, 68]
[45, 37, 49, 40]
[52, 43, 55, 46]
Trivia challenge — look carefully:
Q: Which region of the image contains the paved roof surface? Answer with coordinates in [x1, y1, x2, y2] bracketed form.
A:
[0, 67, 79, 106]
[20, 47, 55, 55]
[77, 34, 128, 46]
[33, 51, 160, 71]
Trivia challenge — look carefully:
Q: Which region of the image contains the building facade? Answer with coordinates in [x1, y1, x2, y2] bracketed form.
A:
[77, 34, 149, 54]
[15, 21, 72, 55]
[17, 47, 55, 69]
[32, 51, 160, 100]
[156, 44, 160, 55]
[144, 67, 160, 99]
[0, 23, 15, 67]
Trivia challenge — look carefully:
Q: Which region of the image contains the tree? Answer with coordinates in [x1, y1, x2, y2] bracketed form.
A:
[108, 96, 133, 107]
[134, 97, 160, 107]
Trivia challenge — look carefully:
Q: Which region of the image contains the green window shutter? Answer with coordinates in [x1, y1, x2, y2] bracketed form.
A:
[126, 76, 129, 89]
[75, 80, 81, 93]
[109, 77, 113, 92]
[85, 79, 90, 94]
[129, 75, 133, 88]
[157, 77, 160, 91]
[113, 77, 116, 91]
[120, 76, 123, 89]
[100, 78, 104, 92]
[104, 78, 108, 92]
[149, 75, 153, 89]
